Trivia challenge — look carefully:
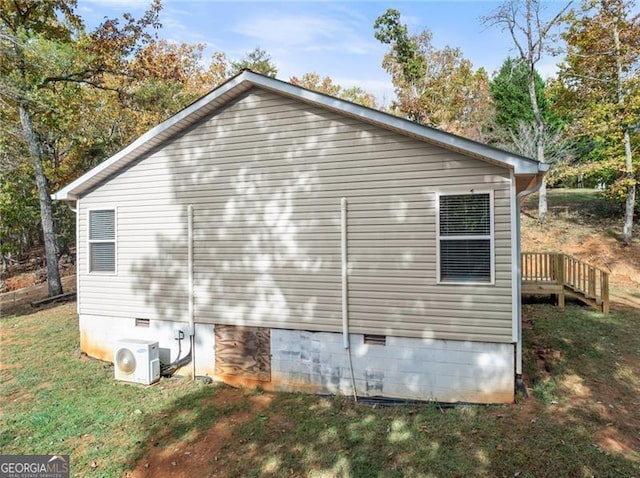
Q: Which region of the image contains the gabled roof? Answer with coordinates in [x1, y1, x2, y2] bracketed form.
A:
[53, 70, 548, 201]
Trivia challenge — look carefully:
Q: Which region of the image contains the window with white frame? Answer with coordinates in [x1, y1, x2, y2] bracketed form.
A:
[437, 192, 493, 283]
[88, 209, 116, 273]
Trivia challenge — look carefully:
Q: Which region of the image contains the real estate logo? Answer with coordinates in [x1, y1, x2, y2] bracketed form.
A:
[0, 455, 69, 478]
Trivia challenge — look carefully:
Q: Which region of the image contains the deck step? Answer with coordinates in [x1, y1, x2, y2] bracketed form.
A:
[521, 252, 609, 314]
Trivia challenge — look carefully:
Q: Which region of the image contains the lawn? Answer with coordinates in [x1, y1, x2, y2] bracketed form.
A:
[521, 187, 614, 215]
[1, 302, 639, 477]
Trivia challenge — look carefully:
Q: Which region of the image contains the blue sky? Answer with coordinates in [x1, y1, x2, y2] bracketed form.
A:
[76, 1, 569, 104]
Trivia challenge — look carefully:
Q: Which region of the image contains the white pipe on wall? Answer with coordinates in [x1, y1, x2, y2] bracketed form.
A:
[188, 204, 195, 380]
[341, 197, 357, 401]
[341, 197, 349, 350]
[71, 200, 79, 314]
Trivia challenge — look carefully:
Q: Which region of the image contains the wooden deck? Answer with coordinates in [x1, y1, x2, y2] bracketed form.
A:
[522, 252, 609, 313]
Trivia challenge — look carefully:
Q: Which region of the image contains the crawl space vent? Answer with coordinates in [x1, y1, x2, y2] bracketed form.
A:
[364, 334, 386, 346]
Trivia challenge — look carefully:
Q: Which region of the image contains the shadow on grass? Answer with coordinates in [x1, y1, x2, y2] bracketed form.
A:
[3, 303, 638, 477]
[124, 305, 640, 478]
[522, 304, 640, 465]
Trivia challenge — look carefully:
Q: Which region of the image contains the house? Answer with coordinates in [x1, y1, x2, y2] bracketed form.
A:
[53, 71, 547, 403]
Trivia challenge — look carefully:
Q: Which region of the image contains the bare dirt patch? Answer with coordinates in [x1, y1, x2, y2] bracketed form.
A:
[0, 274, 76, 317]
[1, 248, 75, 292]
[4, 274, 37, 291]
[522, 213, 640, 290]
[126, 387, 273, 478]
[521, 192, 640, 313]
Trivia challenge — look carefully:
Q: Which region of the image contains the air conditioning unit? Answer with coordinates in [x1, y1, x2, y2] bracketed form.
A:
[114, 339, 160, 385]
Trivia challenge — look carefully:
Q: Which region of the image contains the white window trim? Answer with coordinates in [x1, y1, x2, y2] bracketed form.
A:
[87, 207, 117, 275]
[436, 190, 495, 285]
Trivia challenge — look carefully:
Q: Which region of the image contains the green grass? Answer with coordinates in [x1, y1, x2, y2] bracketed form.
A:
[2, 302, 640, 477]
[525, 187, 601, 204]
[522, 187, 622, 218]
[0, 304, 235, 476]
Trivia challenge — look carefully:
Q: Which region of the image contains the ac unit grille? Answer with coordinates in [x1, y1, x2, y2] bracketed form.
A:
[114, 339, 160, 385]
[115, 348, 137, 374]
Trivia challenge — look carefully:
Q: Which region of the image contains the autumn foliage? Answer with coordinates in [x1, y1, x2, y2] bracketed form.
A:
[0, 0, 637, 290]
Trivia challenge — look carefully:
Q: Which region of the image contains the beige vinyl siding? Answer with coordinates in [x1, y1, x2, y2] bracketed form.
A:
[78, 87, 513, 342]
[77, 204, 190, 321]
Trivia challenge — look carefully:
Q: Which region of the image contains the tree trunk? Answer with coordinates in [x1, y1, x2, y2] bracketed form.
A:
[18, 103, 63, 297]
[614, 24, 635, 243]
[538, 178, 548, 222]
[622, 128, 635, 244]
[527, 67, 547, 223]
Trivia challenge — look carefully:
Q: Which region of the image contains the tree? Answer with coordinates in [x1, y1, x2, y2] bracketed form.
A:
[0, 0, 162, 296]
[559, 0, 639, 243]
[0, 164, 40, 271]
[374, 9, 493, 141]
[289, 72, 377, 108]
[489, 58, 571, 177]
[0, 5, 243, 289]
[501, 121, 574, 173]
[45, 42, 230, 187]
[490, 57, 557, 132]
[483, 0, 572, 223]
[230, 47, 277, 78]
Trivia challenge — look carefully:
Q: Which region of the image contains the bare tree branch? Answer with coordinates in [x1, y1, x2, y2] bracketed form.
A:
[483, 0, 572, 222]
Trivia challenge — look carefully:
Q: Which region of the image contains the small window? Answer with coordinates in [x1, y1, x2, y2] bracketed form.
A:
[88, 209, 116, 272]
[438, 192, 493, 283]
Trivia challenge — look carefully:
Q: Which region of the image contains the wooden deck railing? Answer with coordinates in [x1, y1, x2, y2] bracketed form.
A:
[521, 252, 609, 313]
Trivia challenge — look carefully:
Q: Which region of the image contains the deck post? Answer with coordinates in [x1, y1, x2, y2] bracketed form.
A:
[602, 271, 610, 314]
[555, 253, 565, 308]
[588, 268, 596, 298]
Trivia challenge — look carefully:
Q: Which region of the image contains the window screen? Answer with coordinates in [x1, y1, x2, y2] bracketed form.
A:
[89, 210, 115, 272]
[439, 194, 492, 283]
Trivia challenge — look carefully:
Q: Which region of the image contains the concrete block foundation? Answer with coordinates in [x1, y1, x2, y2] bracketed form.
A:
[80, 315, 514, 403]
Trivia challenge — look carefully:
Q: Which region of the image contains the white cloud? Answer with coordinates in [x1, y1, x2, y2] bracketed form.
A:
[334, 77, 396, 106]
[81, 0, 149, 8]
[536, 59, 560, 80]
[162, 12, 189, 31]
[401, 14, 424, 30]
[159, 6, 217, 47]
[231, 12, 378, 56]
